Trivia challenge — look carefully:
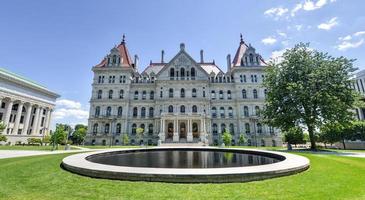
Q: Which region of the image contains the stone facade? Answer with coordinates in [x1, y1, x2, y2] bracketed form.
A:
[85, 36, 282, 146]
[0, 68, 59, 144]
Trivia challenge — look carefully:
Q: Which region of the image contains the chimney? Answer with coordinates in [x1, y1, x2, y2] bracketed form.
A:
[161, 50, 165, 63]
[200, 50, 204, 63]
[227, 54, 231, 72]
[134, 55, 139, 69]
[180, 43, 185, 51]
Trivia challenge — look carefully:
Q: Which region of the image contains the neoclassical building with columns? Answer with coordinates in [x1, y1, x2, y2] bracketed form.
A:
[85, 36, 282, 146]
[0, 68, 59, 144]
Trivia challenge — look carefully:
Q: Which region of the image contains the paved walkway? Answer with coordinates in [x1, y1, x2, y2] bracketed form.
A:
[0, 149, 93, 159]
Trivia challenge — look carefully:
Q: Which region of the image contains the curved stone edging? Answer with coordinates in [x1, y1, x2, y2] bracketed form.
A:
[61, 147, 310, 183]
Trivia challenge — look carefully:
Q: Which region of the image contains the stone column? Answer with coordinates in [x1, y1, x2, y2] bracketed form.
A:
[22, 104, 33, 135]
[32, 106, 41, 135]
[159, 118, 165, 141]
[3, 100, 13, 126]
[44, 108, 51, 135]
[12, 102, 24, 134]
[187, 119, 193, 142]
[173, 118, 179, 142]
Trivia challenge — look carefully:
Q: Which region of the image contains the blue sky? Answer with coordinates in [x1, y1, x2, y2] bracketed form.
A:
[0, 0, 364, 129]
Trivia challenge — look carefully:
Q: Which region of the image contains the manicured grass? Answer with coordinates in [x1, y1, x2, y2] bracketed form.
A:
[0, 151, 365, 200]
[0, 145, 78, 151]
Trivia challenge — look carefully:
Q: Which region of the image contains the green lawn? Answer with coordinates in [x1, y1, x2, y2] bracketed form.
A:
[0, 151, 364, 200]
[0, 145, 78, 151]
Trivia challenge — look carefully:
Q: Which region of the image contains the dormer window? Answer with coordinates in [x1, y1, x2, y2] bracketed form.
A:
[249, 53, 254, 63]
[112, 55, 117, 64]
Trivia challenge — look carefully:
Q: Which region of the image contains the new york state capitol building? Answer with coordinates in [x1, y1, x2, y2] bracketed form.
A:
[85, 36, 282, 147]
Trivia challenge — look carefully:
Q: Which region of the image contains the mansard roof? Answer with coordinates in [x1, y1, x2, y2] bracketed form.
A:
[232, 35, 266, 67]
[95, 35, 134, 68]
[200, 62, 223, 74]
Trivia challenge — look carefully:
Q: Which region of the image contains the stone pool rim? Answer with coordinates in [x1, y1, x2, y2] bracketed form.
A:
[61, 147, 310, 183]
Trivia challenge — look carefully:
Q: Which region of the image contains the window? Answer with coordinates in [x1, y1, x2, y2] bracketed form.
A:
[242, 89, 247, 99]
[142, 91, 146, 100]
[191, 68, 196, 78]
[104, 123, 110, 134]
[245, 123, 250, 134]
[168, 105, 174, 113]
[180, 105, 185, 113]
[240, 75, 243, 83]
[192, 88, 197, 98]
[192, 105, 197, 113]
[221, 124, 226, 133]
[219, 90, 224, 99]
[132, 123, 137, 135]
[244, 106, 249, 117]
[169, 88, 174, 98]
[133, 107, 138, 117]
[170, 68, 175, 78]
[253, 89, 258, 99]
[227, 90, 232, 99]
[257, 123, 262, 134]
[269, 126, 274, 134]
[95, 106, 100, 117]
[251, 75, 254, 82]
[228, 107, 233, 118]
[106, 106, 112, 116]
[148, 124, 153, 135]
[180, 68, 185, 77]
[211, 90, 216, 100]
[134, 91, 139, 100]
[117, 106, 123, 117]
[93, 123, 98, 134]
[212, 124, 218, 135]
[119, 90, 124, 99]
[212, 107, 217, 118]
[98, 76, 102, 84]
[116, 123, 121, 134]
[243, 75, 246, 82]
[112, 55, 117, 64]
[255, 106, 260, 116]
[229, 123, 234, 135]
[108, 90, 113, 99]
[264, 89, 267, 98]
[97, 90, 102, 99]
[150, 91, 154, 100]
[140, 124, 145, 132]
[141, 107, 146, 118]
[220, 107, 225, 118]
[249, 53, 254, 63]
[180, 88, 185, 98]
[149, 107, 154, 117]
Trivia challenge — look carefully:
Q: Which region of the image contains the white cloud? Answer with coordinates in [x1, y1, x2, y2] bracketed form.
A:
[336, 39, 364, 51]
[264, 7, 289, 19]
[277, 30, 287, 38]
[295, 25, 303, 31]
[53, 99, 89, 120]
[56, 99, 81, 109]
[317, 17, 338, 30]
[354, 31, 365, 37]
[339, 35, 352, 41]
[261, 36, 277, 45]
[270, 48, 288, 63]
[303, 0, 329, 11]
[291, 3, 303, 16]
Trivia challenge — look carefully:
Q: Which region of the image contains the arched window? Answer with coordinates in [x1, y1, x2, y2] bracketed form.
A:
[245, 123, 250, 134]
[170, 68, 175, 77]
[134, 91, 139, 100]
[255, 106, 260, 116]
[227, 90, 232, 99]
[97, 90, 102, 99]
[180, 105, 185, 113]
[116, 123, 121, 134]
[168, 105, 173, 113]
[142, 91, 146, 100]
[132, 123, 137, 135]
[117, 106, 123, 117]
[242, 89, 247, 99]
[150, 91, 154, 100]
[264, 89, 268, 98]
[192, 88, 197, 98]
[133, 107, 138, 117]
[257, 123, 262, 134]
[192, 105, 197, 113]
[149, 107, 154, 117]
[191, 68, 196, 77]
[180, 88, 185, 98]
[220, 107, 225, 118]
[212, 107, 217, 118]
[180, 68, 185, 77]
[249, 53, 254, 63]
[253, 89, 258, 99]
[169, 88, 174, 98]
[106, 106, 112, 116]
[104, 123, 110, 134]
[108, 90, 113, 99]
[244, 106, 249, 117]
[221, 124, 226, 133]
[211, 90, 216, 99]
[93, 123, 98, 134]
[212, 123, 218, 135]
[112, 55, 117, 64]
[229, 123, 234, 134]
[228, 107, 233, 118]
[95, 106, 100, 117]
[148, 124, 153, 135]
[119, 89, 124, 99]
[140, 124, 145, 131]
[219, 90, 224, 99]
[141, 107, 146, 118]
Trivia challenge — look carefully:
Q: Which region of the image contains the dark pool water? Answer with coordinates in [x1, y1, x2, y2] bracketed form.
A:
[87, 150, 282, 168]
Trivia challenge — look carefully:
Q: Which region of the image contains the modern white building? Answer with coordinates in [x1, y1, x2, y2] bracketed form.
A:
[0, 68, 59, 144]
[85, 36, 282, 146]
[352, 69, 365, 120]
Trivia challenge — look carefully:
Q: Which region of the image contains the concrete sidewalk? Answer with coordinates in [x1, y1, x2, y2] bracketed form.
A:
[0, 149, 93, 159]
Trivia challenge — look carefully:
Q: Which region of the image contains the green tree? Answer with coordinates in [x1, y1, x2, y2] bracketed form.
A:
[122, 134, 129, 145]
[0, 135, 7, 142]
[136, 128, 144, 144]
[319, 122, 343, 148]
[0, 121, 7, 143]
[238, 134, 246, 146]
[72, 124, 87, 145]
[263, 43, 357, 150]
[222, 130, 232, 146]
[284, 127, 304, 149]
[50, 124, 68, 148]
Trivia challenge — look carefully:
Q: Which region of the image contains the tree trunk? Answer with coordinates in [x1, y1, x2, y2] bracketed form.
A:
[324, 143, 327, 149]
[342, 138, 346, 150]
[308, 125, 317, 150]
